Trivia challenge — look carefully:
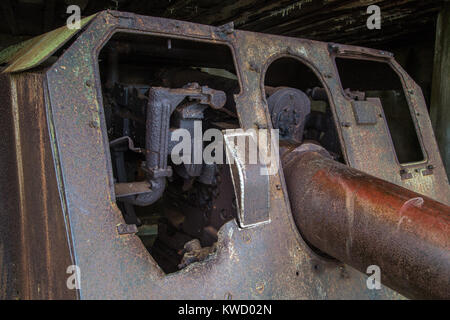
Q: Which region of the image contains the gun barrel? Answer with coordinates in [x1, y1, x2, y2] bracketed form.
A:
[282, 144, 450, 299]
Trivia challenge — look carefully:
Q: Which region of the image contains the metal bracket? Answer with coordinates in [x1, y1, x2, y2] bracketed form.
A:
[351, 98, 381, 125]
[223, 130, 270, 228]
[117, 223, 138, 235]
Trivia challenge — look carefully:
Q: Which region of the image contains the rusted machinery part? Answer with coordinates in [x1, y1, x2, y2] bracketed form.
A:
[267, 87, 311, 143]
[109, 136, 144, 153]
[122, 84, 226, 207]
[115, 181, 151, 198]
[119, 178, 166, 206]
[282, 143, 450, 299]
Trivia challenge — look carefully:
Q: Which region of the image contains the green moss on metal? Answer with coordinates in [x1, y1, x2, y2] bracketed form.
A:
[0, 37, 34, 65]
[0, 14, 97, 73]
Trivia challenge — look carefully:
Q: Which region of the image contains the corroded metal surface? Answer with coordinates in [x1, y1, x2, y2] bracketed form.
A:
[0, 71, 21, 299]
[1, 10, 447, 299]
[0, 71, 77, 299]
[42, 10, 404, 299]
[328, 44, 449, 205]
[282, 145, 450, 299]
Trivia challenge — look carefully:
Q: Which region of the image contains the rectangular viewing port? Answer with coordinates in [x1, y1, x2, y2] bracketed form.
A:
[335, 57, 425, 164]
[99, 32, 241, 274]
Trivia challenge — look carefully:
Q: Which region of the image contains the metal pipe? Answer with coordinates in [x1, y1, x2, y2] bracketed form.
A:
[115, 181, 151, 198]
[282, 144, 450, 299]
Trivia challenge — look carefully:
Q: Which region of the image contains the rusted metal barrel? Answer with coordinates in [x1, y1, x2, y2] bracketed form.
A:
[282, 144, 450, 299]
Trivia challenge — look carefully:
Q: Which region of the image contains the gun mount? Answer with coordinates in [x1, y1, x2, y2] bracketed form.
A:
[0, 11, 448, 300]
